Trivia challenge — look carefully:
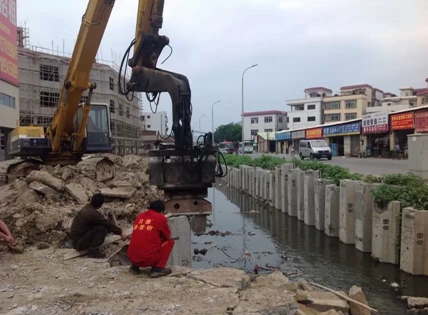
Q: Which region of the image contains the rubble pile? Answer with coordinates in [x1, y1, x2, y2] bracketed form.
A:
[0, 155, 163, 245]
[0, 248, 377, 315]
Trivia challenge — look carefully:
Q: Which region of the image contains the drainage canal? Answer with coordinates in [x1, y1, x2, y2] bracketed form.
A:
[191, 186, 428, 315]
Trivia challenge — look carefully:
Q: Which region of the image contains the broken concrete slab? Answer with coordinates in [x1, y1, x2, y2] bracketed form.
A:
[252, 271, 290, 289]
[65, 182, 89, 204]
[408, 297, 428, 309]
[233, 286, 299, 315]
[348, 285, 370, 315]
[108, 180, 142, 189]
[297, 278, 315, 291]
[187, 267, 251, 290]
[26, 170, 64, 192]
[29, 181, 61, 199]
[300, 291, 349, 313]
[98, 187, 137, 199]
[78, 176, 104, 193]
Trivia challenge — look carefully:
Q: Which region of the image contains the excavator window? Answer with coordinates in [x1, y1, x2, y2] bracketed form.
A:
[75, 104, 112, 153]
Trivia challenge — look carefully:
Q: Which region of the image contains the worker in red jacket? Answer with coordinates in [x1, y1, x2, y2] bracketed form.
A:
[127, 200, 175, 278]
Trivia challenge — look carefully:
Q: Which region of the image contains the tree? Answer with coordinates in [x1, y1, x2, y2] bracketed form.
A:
[214, 122, 242, 143]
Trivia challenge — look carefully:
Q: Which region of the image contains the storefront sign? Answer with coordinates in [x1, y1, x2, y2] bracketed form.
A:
[362, 112, 389, 133]
[323, 122, 361, 137]
[291, 130, 305, 139]
[391, 112, 414, 130]
[306, 128, 322, 139]
[275, 131, 291, 141]
[0, 0, 19, 87]
[415, 111, 428, 133]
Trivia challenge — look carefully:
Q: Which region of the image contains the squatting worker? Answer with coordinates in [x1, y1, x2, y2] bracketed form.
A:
[127, 199, 175, 278]
[69, 192, 127, 258]
[0, 219, 15, 246]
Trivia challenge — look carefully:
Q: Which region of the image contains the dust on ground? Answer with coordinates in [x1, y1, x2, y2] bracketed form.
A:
[0, 247, 376, 315]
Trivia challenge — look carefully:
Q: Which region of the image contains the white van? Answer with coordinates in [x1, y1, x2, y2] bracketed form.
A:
[299, 139, 332, 160]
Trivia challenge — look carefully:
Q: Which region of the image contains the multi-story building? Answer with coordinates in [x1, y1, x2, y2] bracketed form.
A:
[287, 87, 332, 130]
[242, 110, 287, 142]
[366, 87, 419, 114]
[17, 28, 143, 156]
[0, 0, 19, 161]
[323, 84, 383, 123]
[141, 111, 168, 135]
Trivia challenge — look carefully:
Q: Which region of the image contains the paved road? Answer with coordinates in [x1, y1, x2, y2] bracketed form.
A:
[250, 152, 408, 175]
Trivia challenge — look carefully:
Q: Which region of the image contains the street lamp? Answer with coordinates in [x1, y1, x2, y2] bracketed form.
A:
[241, 64, 258, 155]
[211, 100, 221, 145]
[198, 114, 206, 132]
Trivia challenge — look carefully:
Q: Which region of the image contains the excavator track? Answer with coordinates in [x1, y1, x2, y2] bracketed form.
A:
[0, 159, 42, 185]
[76, 156, 116, 183]
[0, 156, 115, 186]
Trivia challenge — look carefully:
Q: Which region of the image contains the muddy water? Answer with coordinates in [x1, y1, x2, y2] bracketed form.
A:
[191, 185, 428, 315]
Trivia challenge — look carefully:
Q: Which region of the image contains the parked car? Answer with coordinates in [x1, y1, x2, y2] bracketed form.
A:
[299, 139, 332, 160]
[219, 148, 228, 155]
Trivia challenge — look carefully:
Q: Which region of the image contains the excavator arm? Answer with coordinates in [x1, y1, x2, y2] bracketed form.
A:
[119, 0, 221, 230]
[49, 0, 115, 156]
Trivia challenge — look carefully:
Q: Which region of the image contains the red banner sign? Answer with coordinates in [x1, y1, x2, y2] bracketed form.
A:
[391, 112, 414, 130]
[415, 111, 428, 133]
[306, 127, 322, 139]
[0, 0, 19, 87]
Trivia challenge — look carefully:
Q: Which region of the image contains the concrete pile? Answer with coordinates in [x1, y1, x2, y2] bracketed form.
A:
[0, 155, 163, 246]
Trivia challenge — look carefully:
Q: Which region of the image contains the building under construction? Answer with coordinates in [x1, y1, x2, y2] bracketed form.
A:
[17, 27, 143, 156]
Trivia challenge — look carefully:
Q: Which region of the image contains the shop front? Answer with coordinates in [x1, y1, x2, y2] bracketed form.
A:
[390, 111, 414, 154]
[414, 110, 428, 133]
[323, 121, 361, 156]
[275, 131, 292, 154]
[362, 112, 389, 157]
[306, 127, 323, 140]
[291, 130, 305, 154]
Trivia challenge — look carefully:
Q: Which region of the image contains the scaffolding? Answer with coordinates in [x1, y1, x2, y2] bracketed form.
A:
[17, 42, 144, 156]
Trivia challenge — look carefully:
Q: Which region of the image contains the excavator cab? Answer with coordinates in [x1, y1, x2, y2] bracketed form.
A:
[74, 103, 113, 153]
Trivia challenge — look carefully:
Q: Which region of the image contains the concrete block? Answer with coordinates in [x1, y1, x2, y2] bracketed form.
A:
[372, 201, 401, 265]
[297, 170, 305, 221]
[268, 171, 275, 207]
[274, 167, 281, 210]
[400, 207, 428, 275]
[339, 180, 362, 244]
[249, 168, 254, 196]
[252, 168, 257, 197]
[238, 166, 243, 190]
[314, 179, 334, 231]
[261, 170, 267, 202]
[325, 184, 340, 237]
[167, 216, 192, 267]
[255, 168, 262, 198]
[355, 182, 379, 252]
[288, 168, 302, 217]
[304, 170, 321, 226]
[280, 163, 294, 213]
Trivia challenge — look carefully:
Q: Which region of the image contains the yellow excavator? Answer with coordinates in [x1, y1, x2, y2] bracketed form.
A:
[0, 0, 224, 221]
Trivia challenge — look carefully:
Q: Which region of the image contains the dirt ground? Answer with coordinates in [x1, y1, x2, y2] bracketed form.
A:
[0, 247, 302, 315]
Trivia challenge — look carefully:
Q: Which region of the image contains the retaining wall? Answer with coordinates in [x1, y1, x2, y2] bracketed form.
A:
[222, 165, 427, 276]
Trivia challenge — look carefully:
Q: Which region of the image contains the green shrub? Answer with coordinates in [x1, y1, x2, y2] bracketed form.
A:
[222, 154, 428, 210]
[292, 158, 362, 186]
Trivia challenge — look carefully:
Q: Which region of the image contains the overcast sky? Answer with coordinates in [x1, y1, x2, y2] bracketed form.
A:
[17, 0, 428, 132]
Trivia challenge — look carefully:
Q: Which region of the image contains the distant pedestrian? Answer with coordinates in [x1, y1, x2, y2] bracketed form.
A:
[394, 143, 401, 160]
